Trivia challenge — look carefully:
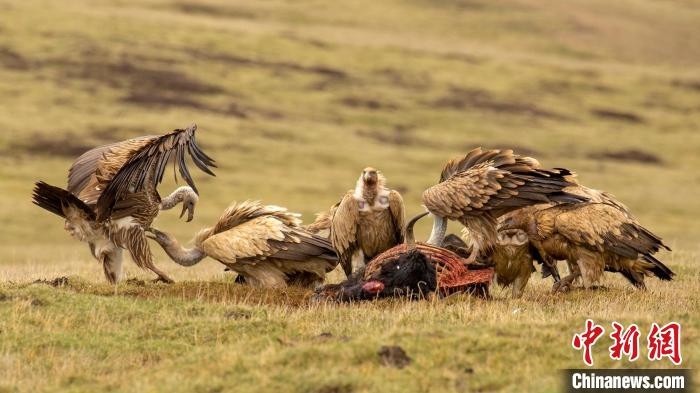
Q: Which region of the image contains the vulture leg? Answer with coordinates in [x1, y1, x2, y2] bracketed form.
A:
[552, 271, 580, 293]
[117, 226, 174, 283]
[101, 248, 124, 284]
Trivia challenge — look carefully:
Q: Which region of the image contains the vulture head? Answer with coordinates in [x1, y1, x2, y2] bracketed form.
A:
[144, 227, 173, 245]
[354, 167, 388, 208]
[161, 186, 200, 222]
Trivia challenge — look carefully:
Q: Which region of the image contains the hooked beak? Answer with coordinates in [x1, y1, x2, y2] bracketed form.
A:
[180, 203, 195, 222]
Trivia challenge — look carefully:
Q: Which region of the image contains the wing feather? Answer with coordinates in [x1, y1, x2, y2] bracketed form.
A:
[330, 192, 360, 275]
[388, 190, 405, 244]
[95, 124, 216, 220]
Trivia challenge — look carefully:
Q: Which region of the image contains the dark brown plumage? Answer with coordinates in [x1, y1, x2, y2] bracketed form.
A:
[330, 167, 405, 277]
[500, 202, 673, 291]
[32, 124, 215, 283]
[491, 229, 535, 298]
[422, 148, 586, 263]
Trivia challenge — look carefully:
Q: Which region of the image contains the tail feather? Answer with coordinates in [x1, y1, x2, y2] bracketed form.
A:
[642, 254, 674, 281]
[32, 181, 95, 220]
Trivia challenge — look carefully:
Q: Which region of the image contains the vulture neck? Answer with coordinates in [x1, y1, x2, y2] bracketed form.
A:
[426, 215, 447, 246]
[154, 232, 206, 266]
[354, 174, 387, 204]
[160, 186, 197, 210]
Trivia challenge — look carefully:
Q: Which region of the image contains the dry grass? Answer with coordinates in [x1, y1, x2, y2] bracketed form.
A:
[1, 0, 699, 391]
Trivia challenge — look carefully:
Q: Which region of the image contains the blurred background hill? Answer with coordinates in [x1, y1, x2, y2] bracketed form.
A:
[1, 0, 699, 277]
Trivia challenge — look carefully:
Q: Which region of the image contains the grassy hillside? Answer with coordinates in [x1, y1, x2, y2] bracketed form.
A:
[0, 0, 698, 391]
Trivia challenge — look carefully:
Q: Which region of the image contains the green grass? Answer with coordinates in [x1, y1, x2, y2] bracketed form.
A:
[0, 0, 698, 391]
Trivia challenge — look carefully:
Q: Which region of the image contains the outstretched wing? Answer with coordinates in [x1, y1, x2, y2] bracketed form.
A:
[423, 148, 584, 220]
[330, 192, 360, 276]
[388, 190, 405, 244]
[95, 124, 216, 220]
[67, 137, 153, 204]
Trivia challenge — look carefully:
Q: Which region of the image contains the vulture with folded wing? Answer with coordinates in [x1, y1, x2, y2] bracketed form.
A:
[330, 167, 405, 277]
[32, 124, 216, 283]
[495, 176, 637, 282]
[422, 148, 586, 263]
[146, 201, 338, 288]
[499, 202, 673, 291]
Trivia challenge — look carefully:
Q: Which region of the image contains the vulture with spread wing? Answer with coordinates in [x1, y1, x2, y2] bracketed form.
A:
[422, 148, 586, 263]
[500, 202, 673, 291]
[32, 124, 216, 283]
[146, 201, 338, 288]
[330, 167, 405, 277]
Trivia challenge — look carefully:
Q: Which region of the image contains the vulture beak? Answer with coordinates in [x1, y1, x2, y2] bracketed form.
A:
[180, 202, 195, 222]
[362, 280, 385, 294]
[426, 214, 447, 246]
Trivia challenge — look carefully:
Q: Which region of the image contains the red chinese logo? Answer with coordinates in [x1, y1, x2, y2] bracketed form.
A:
[647, 322, 682, 365]
[572, 321, 682, 366]
[609, 322, 640, 361]
[572, 319, 605, 366]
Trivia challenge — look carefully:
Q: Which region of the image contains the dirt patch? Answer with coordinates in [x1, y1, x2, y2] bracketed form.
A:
[57, 59, 221, 94]
[314, 384, 354, 393]
[671, 79, 700, 92]
[8, 133, 96, 157]
[123, 91, 208, 109]
[378, 345, 412, 369]
[432, 87, 570, 120]
[588, 149, 663, 165]
[374, 68, 432, 90]
[340, 96, 398, 111]
[0, 46, 29, 70]
[356, 125, 438, 147]
[190, 50, 347, 79]
[172, 2, 257, 19]
[591, 108, 645, 123]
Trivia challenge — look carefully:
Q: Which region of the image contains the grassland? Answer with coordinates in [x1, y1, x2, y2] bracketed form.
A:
[0, 0, 698, 391]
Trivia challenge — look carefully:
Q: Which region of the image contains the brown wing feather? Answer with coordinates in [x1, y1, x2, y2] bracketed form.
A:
[67, 137, 155, 204]
[424, 148, 584, 220]
[330, 192, 360, 275]
[95, 124, 216, 221]
[552, 204, 669, 257]
[388, 190, 405, 244]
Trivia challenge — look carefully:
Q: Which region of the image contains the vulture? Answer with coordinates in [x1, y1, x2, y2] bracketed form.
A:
[491, 229, 536, 298]
[32, 124, 216, 283]
[316, 213, 438, 302]
[330, 167, 405, 277]
[422, 148, 586, 263]
[146, 201, 338, 288]
[499, 202, 674, 291]
[495, 177, 638, 283]
[314, 212, 494, 302]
